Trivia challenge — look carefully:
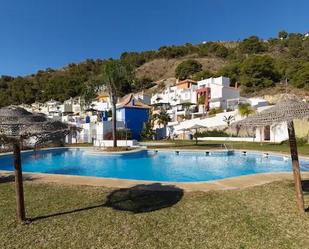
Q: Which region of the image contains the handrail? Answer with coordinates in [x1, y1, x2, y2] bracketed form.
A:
[223, 143, 234, 151]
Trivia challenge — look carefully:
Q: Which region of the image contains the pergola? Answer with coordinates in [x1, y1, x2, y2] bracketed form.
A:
[0, 106, 69, 222]
[234, 95, 309, 213]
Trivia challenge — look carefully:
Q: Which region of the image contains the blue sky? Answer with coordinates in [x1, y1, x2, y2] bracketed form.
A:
[1, 0, 309, 76]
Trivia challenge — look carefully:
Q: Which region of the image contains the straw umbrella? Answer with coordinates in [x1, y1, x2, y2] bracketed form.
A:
[234, 95, 309, 213]
[0, 106, 69, 222]
[187, 124, 207, 145]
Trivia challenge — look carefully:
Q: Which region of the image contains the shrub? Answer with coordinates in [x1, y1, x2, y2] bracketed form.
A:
[208, 108, 224, 116]
[280, 137, 308, 146]
[195, 129, 229, 138]
[104, 130, 132, 140]
[140, 121, 155, 141]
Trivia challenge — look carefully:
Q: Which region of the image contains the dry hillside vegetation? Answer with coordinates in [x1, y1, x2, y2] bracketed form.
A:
[135, 57, 227, 81]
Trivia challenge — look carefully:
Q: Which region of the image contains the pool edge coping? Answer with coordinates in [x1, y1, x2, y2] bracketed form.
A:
[1, 170, 309, 192]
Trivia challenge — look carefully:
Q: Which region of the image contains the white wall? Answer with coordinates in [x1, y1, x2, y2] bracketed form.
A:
[197, 76, 240, 110]
[93, 140, 137, 147]
[198, 137, 256, 142]
[255, 122, 288, 143]
[95, 121, 125, 140]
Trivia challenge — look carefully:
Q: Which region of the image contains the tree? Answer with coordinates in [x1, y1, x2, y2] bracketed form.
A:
[175, 60, 203, 80]
[223, 115, 235, 126]
[217, 61, 241, 85]
[291, 62, 309, 88]
[287, 33, 303, 58]
[240, 55, 281, 93]
[133, 77, 156, 91]
[99, 60, 133, 147]
[198, 42, 229, 58]
[278, 30, 288, 40]
[140, 121, 155, 140]
[238, 103, 255, 117]
[192, 70, 213, 81]
[153, 109, 171, 128]
[239, 36, 266, 54]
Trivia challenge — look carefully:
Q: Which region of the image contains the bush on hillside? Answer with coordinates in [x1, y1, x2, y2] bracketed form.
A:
[239, 36, 267, 54]
[192, 70, 214, 81]
[240, 55, 281, 93]
[175, 60, 203, 80]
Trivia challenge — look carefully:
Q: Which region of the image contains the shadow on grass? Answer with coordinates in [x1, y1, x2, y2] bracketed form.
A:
[30, 183, 183, 222]
[105, 183, 183, 213]
[0, 174, 36, 184]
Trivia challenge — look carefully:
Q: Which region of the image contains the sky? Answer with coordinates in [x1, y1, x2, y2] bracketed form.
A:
[1, 0, 309, 76]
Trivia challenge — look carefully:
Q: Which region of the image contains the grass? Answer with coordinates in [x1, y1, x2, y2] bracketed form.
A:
[1, 179, 309, 249]
[145, 140, 309, 156]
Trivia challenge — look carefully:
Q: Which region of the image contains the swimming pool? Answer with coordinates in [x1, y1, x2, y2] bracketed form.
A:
[0, 148, 309, 182]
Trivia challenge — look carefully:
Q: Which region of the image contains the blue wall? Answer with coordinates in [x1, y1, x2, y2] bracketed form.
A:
[117, 107, 149, 140]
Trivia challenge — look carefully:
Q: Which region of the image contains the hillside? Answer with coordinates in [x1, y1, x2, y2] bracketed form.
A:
[1, 31, 309, 107]
[135, 56, 227, 81]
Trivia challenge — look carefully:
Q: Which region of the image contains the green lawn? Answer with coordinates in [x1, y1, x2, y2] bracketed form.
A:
[1, 179, 309, 249]
[146, 140, 309, 156]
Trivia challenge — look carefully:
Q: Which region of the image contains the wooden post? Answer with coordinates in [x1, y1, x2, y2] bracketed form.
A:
[13, 142, 26, 222]
[111, 96, 117, 148]
[287, 121, 305, 213]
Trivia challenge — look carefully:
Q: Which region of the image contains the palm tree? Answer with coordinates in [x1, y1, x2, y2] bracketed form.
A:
[153, 109, 171, 128]
[223, 115, 235, 127]
[99, 60, 133, 147]
[238, 103, 255, 117]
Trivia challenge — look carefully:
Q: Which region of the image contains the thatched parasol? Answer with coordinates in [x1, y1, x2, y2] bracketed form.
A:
[234, 95, 309, 213]
[187, 124, 207, 145]
[0, 106, 69, 222]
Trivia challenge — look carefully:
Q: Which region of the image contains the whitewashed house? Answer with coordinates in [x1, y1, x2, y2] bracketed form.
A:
[151, 79, 198, 121]
[62, 97, 82, 114]
[196, 76, 240, 110]
[91, 92, 111, 111]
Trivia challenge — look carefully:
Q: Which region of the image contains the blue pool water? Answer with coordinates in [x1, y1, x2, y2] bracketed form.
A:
[0, 149, 309, 182]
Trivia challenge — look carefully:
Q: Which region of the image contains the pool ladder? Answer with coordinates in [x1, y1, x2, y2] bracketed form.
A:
[223, 143, 234, 154]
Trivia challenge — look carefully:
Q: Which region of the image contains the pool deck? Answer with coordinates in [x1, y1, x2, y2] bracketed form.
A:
[1, 147, 309, 192]
[1, 170, 309, 192]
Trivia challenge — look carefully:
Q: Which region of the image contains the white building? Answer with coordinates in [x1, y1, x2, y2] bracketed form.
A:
[196, 76, 240, 110]
[247, 98, 269, 108]
[151, 79, 198, 121]
[255, 122, 288, 143]
[62, 97, 82, 114]
[151, 79, 197, 106]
